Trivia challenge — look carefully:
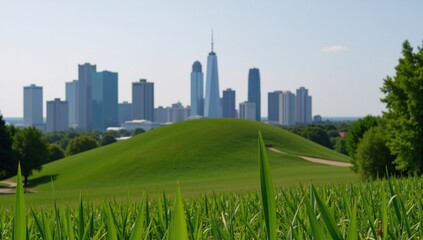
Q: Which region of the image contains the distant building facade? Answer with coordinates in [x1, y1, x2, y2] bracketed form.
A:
[268, 91, 282, 123]
[46, 98, 69, 132]
[239, 101, 256, 121]
[78, 63, 97, 130]
[65, 80, 78, 128]
[222, 88, 236, 118]
[248, 68, 261, 121]
[132, 79, 154, 121]
[190, 61, 204, 117]
[296, 87, 312, 124]
[92, 71, 118, 130]
[154, 102, 190, 123]
[23, 84, 43, 127]
[118, 101, 132, 125]
[280, 91, 296, 126]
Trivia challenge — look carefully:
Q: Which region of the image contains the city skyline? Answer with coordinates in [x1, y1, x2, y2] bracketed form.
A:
[1, 2, 423, 117]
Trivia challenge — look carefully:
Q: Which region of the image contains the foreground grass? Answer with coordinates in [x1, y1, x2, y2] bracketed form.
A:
[1, 132, 420, 239]
[1, 177, 422, 239]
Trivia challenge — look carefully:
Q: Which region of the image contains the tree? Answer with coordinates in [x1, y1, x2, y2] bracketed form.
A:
[48, 144, 65, 163]
[133, 128, 145, 136]
[0, 115, 15, 178]
[355, 126, 396, 180]
[65, 135, 99, 156]
[345, 115, 380, 171]
[101, 134, 117, 146]
[292, 125, 332, 149]
[12, 127, 49, 186]
[334, 137, 347, 155]
[381, 40, 423, 173]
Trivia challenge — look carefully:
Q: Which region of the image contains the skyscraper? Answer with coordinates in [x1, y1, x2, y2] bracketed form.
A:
[190, 61, 204, 117]
[222, 88, 236, 118]
[78, 63, 97, 130]
[239, 101, 256, 121]
[46, 98, 69, 132]
[248, 68, 261, 121]
[132, 79, 154, 121]
[65, 80, 78, 128]
[296, 87, 312, 124]
[204, 35, 222, 118]
[23, 84, 43, 127]
[118, 101, 132, 125]
[92, 71, 118, 130]
[268, 91, 282, 123]
[280, 91, 296, 126]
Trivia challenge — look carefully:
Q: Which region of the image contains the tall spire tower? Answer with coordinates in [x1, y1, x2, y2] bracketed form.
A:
[204, 31, 222, 118]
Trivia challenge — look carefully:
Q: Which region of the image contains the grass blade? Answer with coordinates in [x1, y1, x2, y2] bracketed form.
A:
[129, 193, 146, 240]
[258, 131, 276, 240]
[168, 183, 188, 240]
[347, 199, 358, 240]
[312, 185, 342, 240]
[13, 163, 26, 240]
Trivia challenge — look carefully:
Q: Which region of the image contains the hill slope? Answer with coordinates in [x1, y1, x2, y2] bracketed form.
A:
[30, 119, 354, 194]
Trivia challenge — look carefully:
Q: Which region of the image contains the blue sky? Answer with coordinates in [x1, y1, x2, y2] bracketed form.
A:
[1, 1, 422, 117]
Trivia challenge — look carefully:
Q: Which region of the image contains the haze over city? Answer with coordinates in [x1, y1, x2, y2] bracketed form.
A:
[1, 1, 423, 117]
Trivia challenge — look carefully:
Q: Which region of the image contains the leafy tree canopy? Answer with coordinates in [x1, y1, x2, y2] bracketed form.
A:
[381, 40, 423, 173]
[12, 127, 49, 186]
[345, 115, 380, 171]
[355, 126, 396, 180]
[0, 115, 15, 178]
[48, 144, 65, 163]
[65, 135, 99, 156]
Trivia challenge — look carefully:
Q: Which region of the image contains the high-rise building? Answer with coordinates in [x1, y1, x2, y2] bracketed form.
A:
[154, 106, 168, 123]
[204, 35, 222, 118]
[268, 91, 282, 123]
[222, 88, 236, 118]
[78, 63, 97, 130]
[118, 101, 132, 125]
[280, 91, 296, 126]
[296, 87, 312, 124]
[23, 84, 43, 126]
[168, 102, 190, 123]
[239, 101, 256, 121]
[154, 103, 190, 123]
[92, 71, 118, 130]
[46, 98, 69, 132]
[65, 80, 78, 128]
[248, 68, 261, 121]
[190, 61, 204, 117]
[132, 79, 154, 121]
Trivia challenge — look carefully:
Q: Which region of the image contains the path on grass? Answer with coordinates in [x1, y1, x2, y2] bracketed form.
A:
[0, 180, 16, 194]
[268, 147, 352, 167]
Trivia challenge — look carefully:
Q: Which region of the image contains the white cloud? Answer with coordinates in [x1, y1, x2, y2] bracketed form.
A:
[321, 45, 350, 53]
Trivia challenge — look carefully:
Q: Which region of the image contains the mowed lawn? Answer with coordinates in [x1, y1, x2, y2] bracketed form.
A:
[0, 119, 357, 206]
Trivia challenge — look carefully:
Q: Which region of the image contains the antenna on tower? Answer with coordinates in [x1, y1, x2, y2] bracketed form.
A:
[211, 29, 214, 52]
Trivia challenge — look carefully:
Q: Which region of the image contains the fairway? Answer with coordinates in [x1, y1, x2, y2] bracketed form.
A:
[0, 119, 356, 206]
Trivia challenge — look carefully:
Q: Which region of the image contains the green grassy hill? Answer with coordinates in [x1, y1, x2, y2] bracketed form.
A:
[18, 119, 355, 203]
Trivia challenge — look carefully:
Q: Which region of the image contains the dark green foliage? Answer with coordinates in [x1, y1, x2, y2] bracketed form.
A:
[65, 135, 99, 156]
[101, 134, 117, 146]
[381, 40, 423, 173]
[291, 125, 332, 149]
[355, 126, 396, 180]
[12, 127, 49, 186]
[334, 137, 347, 155]
[48, 144, 65, 163]
[133, 128, 145, 136]
[0, 115, 15, 178]
[345, 115, 380, 171]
